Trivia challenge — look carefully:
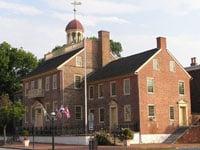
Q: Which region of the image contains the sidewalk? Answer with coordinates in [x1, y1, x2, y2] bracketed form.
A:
[1, 142, 200, 150]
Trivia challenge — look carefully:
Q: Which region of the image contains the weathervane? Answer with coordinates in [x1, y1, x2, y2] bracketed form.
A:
[71, 0, 82, 19]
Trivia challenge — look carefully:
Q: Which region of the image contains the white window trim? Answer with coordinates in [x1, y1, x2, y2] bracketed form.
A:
[147, 77, 154, 94]
[52, 74, 57, 90]
[124, 104, 131, 122]
[98, 84, 104, 99]
[169, 106, 175, 121]
[75, 105, 83, 120]
[99, 107, 105, 123]
[123, 78, 130, 95]
[45, 76, 50, 91]
[89, 85, 94, 100]
[76, 56, 83, 67]
[153, 59, 159, 71]
[110, 81, 116, 97]
[148, 104, 156, 120]
[178, 80, 185, 96]
[169, 61, 176, 72]
[74, 74, 82, 89]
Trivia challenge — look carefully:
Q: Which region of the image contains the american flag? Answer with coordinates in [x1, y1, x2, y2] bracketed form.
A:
[56, 105, 70, 119]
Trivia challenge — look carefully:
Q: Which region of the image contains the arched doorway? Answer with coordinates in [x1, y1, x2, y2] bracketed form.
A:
[32, 102, 44, 128]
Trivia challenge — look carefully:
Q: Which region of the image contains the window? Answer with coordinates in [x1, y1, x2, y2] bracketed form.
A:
[169, 106, 175, 120]
[75, 106, 82, 120]
[124, 105, 131, 121]
[45, 103, 50, 121]
[74, 75, 82, 89]
[38, 78, 42, 89]
[31, 81, 35, 90]
[99, 108, 105, 123]
[179, 81, 185, 95]
[123, 79, 130, 95]
[170, 61, 176, 72]
[153, 59, 159, 70]
[110, 81, 116, 97]
[45, 76, 50, 91]
[147, 78, 154, 93]
[53, 74, 57, 89]
[76, 56, 83, 67]
[89, 85, 94, 100]
[148, 105, 155, 117]
[25, 82, 29, 96]
[98, 84, 103, 98]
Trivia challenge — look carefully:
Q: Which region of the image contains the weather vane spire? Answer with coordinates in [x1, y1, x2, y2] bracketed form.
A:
[71, 0, 82, 19]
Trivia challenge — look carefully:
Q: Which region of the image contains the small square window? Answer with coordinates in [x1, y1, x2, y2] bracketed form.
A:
[170, 61, 176, 72]
[110, 81, 116, 97]
[99, 108, 105, 123]
[89, 85, 94, 99]
[75, 106, 82, 120]
[123, 79, 130, 95]
[169, 106, 175, 120]
[148, 105, 155, 117]
[179, 81, 185, 95]
[147, 78, 154, 93]
[76, 56, 83, 67]
[153, 59, 159, 70]
[98, 84, 103, 98]
[74, 75, 82, 89]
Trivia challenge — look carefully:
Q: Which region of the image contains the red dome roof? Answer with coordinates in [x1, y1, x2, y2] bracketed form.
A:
[65, 19, 84, 32]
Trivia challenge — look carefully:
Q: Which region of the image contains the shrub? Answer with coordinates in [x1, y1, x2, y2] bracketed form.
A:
[95, 131, 112, 145]
[22, 130, 29, 140]
[118, 128, 133, 141]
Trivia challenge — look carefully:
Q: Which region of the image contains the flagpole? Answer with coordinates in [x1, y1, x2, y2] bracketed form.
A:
[84, 37, 88, 135]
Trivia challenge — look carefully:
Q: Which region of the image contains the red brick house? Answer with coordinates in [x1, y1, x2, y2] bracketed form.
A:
[22, 19, 115, 129]
[87, 37, 191, 143]
[185, 58, 200, 114]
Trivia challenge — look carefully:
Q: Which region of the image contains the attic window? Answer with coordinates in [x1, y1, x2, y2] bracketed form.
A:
[153, 59, 159, 70]
[76, 56, 83, 67]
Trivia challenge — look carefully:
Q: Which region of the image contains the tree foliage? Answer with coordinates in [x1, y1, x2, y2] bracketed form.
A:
[110, 39, 123, 57]
[0, 42, 38, 98]
[0, 95, 25, 144]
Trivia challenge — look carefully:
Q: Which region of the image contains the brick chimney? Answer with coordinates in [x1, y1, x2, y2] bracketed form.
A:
[157, 37, 167, 50]
[191, 57, 197, 66]
[98, 31, 111, 67]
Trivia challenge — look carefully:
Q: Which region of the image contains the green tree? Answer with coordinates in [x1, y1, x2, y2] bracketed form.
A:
[0, 95, 25, 144]
[0, 42, 38, 99]
[110, 39, 123, 57]
[88, 37, 123, 57]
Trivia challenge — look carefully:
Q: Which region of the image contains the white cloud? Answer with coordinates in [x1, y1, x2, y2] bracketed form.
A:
[0, 1, 42, 16]
[51, 11, 129, 27]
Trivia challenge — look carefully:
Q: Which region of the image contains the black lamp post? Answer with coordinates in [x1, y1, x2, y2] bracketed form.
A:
[51, 112, 56, 150]
[32, 119, 35, 150]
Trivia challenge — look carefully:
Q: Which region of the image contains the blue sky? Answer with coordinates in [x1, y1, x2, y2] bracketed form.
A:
[0, 0, 200, 66]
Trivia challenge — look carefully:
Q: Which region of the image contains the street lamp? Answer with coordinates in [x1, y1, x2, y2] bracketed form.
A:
[51, 112, 56, 150]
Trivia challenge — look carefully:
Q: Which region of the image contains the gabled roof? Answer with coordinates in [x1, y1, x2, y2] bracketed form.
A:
[185, 65, 200, 72]
[26, 47, 83, 78]
[88, 48, 159, 82]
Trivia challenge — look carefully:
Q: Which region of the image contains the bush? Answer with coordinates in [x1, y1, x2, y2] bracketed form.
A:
[118, 128, 133, 141]
[95, 131, 112, 145]
[22, 130, 29, 140]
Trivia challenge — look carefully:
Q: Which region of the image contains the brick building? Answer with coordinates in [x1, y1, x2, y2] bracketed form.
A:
[22, 19, 116, 128]
[23, 18, 192, 143]
[87, 37, 191, 142]
[185, 57, 200, 114]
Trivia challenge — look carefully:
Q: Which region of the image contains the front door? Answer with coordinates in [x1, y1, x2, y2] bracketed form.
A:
[35, 108, 43, 127]
[110, 107, 118, 130]
[179, 106, 187, 126]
